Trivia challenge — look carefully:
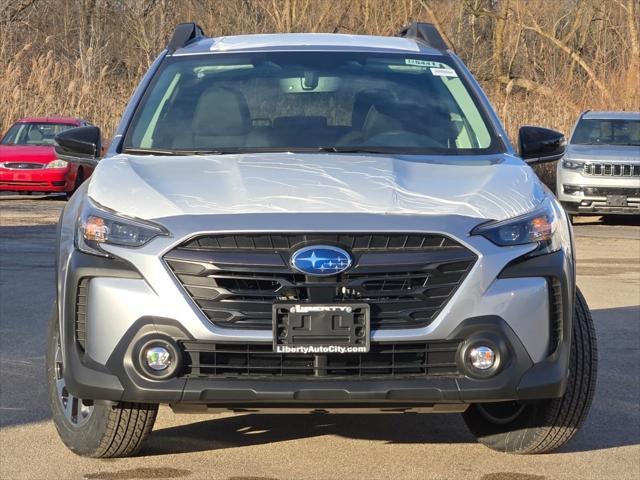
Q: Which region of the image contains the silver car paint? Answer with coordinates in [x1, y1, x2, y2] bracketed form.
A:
[208, 33, 422, 53]
[88, 153, 546, 222]
[85, 273, 550, 366]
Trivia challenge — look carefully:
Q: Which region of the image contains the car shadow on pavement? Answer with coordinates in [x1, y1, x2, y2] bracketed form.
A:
[143, 304, 640, 457]
[574, 215, 640, 227]
[143, 412, 472, 456]
[602, 215, 640, 226]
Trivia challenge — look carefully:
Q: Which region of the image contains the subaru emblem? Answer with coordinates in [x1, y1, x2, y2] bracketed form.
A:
[291, 245, 352, 276]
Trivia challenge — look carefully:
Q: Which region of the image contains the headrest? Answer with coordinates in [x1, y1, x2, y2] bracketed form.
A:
[27, 128, 43, 142]
[193, 86, 250, 137]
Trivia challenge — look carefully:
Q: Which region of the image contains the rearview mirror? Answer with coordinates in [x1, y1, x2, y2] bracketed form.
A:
[518, 126, 566, 165]
[55, 126, 102, 168]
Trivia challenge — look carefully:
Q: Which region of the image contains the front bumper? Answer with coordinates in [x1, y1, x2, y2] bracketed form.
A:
[0, 167, 71, 192]
[556, 167, 640, 215]
[59, 240, 573, 408]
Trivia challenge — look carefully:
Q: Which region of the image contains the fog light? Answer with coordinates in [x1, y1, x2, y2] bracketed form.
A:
[145, 346, 171, 371]
[469, 346, 495, 370]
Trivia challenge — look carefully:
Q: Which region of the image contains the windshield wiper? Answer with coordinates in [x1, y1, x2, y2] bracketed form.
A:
[315, 146, 397, 154]
[123, 146, 420, 156]
[122, 147, 240, 156]
[122, 147, 183, 156]
[189, 150, 241, 155]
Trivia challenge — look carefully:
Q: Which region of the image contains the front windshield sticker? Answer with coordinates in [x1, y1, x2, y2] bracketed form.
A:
[430, 67, 458, 77]
[404, 58, 441, 67]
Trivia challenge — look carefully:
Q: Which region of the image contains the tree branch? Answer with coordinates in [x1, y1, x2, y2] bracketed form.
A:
[418, 0, 457, 51]
[517, 9, 612, 102]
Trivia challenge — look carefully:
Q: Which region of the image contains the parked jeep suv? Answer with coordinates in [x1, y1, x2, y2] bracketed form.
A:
[48, 23, 597, 458]
[557, 110, 640, 217]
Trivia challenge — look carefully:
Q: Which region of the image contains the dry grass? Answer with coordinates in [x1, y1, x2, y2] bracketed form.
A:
[1, 0, 638, 188]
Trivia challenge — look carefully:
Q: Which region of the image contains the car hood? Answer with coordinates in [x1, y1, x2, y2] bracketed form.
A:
[567, 144, 640, 162]
[0, 144, 56, 163]
[88, 153, 546, 222]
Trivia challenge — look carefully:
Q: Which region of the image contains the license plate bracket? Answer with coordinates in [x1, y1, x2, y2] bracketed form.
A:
[273, 304, 370, 354]
[607, 195, 627, 207]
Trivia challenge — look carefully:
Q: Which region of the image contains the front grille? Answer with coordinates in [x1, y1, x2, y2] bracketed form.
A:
[2, 162, 44, 169]
[165, 233, 477, 330]
[75, 278, 89, 350]
[181, 340, 461, 378]
[583, 163, 640, 177]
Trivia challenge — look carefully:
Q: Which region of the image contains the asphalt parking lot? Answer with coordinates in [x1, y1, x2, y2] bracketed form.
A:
[0, 195, 638, 480]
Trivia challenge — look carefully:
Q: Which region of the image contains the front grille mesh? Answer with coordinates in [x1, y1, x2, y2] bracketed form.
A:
[3, 162, 44, 169]
[583, 163, 640, 177]
[165, 233, 477, 330]
[181, 341, 461, 378]
[75, 278, 89, 350]
[180, 233, 464, 251]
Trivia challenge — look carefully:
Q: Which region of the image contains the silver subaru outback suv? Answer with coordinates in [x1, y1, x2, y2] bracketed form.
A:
[49, 22, 597, 457]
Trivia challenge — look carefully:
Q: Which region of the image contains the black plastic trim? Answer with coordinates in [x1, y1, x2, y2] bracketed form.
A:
[64, 314, 567, 405]
[167, 22, 205, 53]
[498, 248, 574, 399]
[61, 250, 143, 400]
[397, 22, 448, 51]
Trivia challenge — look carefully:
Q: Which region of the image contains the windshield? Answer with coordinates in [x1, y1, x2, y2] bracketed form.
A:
[1, 122, 76, 146]
[571, 118, 640, 146]
[123, 52, 503, 155]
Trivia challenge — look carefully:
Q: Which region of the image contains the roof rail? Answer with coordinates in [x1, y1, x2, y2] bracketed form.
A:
[167, 22, 206, 53]
[397, 22, 448, 51]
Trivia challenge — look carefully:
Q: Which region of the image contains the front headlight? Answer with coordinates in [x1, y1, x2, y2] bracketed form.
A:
[45, 159, 69, 169]
[561, 159, 584, 170]
[76, 199, 169, 257]
[471, 198, 562, 256]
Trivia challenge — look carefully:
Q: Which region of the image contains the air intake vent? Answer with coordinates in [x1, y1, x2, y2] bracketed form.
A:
[181, 341, 461, 378]
[548, 278, 563, 354]
[75, 278, 89, 351]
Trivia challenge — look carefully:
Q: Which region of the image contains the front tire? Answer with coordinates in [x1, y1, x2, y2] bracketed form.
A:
[46, 304, 158, 458]
[462, 288, 597, 454]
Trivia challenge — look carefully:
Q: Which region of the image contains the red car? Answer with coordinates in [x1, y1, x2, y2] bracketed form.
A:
[0, 117, 94, 197]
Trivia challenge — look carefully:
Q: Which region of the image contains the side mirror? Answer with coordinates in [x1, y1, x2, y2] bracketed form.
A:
[54, 126, 102, 168]
[518, 126, 566, 165]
